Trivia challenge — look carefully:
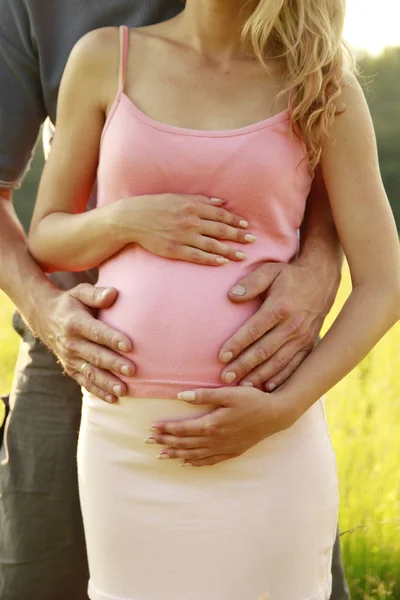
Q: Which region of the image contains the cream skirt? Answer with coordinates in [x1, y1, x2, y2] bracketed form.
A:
[78, 394, 339, 600]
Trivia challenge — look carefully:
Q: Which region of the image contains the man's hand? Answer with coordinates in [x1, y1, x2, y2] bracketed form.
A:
[35, 283, 135, 403]
[146, 387, 295, 467]
[218, 259, 340, 391]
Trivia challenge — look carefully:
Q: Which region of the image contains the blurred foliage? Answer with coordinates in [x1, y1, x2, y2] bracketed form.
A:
[357, 47, 400, 229]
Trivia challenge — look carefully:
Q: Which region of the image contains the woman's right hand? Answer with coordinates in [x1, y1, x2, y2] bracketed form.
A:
[113, 194, 256, 265]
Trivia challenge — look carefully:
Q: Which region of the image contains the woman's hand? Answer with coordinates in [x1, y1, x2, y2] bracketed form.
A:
[146, 386, 297, 466]
[112, 194, 256, 265]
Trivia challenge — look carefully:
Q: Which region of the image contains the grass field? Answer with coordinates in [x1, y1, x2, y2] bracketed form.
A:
[0, 264, 399, 598]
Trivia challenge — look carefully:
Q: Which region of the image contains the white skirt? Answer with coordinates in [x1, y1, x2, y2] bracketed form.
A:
[78, 394, 339, 600]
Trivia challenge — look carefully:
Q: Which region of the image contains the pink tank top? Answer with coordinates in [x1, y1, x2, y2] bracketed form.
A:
[96, 26, 312, 398]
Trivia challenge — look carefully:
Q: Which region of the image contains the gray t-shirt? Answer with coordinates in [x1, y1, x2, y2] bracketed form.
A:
[0, 0, 183, 289]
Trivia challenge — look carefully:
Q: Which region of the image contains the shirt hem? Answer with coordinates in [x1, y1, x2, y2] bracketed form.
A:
[88, 577, 332, 600]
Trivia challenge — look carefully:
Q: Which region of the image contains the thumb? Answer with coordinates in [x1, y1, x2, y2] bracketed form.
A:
[177, 388, 232, 407]
[229, 262, 282, 302]
[69, 283, 118, 309]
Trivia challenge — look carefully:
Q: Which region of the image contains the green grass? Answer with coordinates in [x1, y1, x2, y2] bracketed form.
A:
[0, 266, 399, 598]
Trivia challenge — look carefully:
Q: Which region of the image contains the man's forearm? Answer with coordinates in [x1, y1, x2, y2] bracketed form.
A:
[298, 167, 343, 279]
[0, 192, 57, 332]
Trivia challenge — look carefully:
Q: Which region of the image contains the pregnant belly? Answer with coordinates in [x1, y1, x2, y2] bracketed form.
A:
[97, 248, 262, 398]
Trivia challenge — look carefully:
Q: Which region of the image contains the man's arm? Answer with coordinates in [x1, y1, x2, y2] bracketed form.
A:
[0, 0, 135, 403]
[217, 168, 342, 389]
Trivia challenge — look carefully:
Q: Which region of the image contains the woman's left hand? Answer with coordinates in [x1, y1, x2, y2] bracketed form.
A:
[146, 387, 297, 466]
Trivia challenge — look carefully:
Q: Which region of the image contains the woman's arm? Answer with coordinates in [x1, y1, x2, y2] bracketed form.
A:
[28, 29, 123, 271]
[274, 73, 400, 419]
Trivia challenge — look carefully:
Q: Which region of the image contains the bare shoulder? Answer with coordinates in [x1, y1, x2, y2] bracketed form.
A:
[59, 27, 121, 112]
[334, 71, 370, 124]
[68, 27, 120, 79]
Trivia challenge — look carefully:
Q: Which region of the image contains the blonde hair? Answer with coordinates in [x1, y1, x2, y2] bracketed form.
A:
[241, 0, 355, 172]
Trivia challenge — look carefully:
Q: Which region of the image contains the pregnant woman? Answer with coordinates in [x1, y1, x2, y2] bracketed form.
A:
[29, 0, 400, 598]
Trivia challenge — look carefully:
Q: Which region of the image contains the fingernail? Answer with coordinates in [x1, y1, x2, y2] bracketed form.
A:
[216, 257, 229, 264]
[230, 285, 246, 296]
[118, 342, 129, 352]
[178, 391, 196, 402]
[120, 365, 130, 376]
[267, 383, 277, 392]
[239, 220, 249, 228]
[157, 454, 170, 460]
[235, 252, 247, 260]
[149, 426, 160, 433]
[181, 462, 193, 467]
[113, 385, 123, 397]
[211, 197, 225, 204]
[240, 381, 254, 387]
[220, 351, 233, 363]
[100, 289, 109, 299]
[105, 394, 114, 403]
[223, 372, 236, 384]
[244, 234, 257, 242]
[144, 437, 157, 445]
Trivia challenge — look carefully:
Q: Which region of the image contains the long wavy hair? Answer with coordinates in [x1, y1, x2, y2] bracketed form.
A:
[241, 0, 354, 172]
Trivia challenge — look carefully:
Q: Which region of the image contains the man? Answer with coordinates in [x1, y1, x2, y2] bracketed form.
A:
[0, 1, 349, 599]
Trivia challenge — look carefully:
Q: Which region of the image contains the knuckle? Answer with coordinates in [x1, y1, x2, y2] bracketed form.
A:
[85, 367, 96, 383]
[59, 336, 75, 353]
[275, 302, 291, 320]
[164, 240, 178, 256]
[206, 422, 220, 436]
[216, 224, 227, 238]
[90, 326, 102, 343]
[190, 249, 203, 263]
[285, 316, 304, 337]
[72, 283, 89, 298]
[248, 324, 262, 343]
[84, 381, 97, 396]
[256, 345, 269, 363]
[89, 350, 101, 367]
[182, 201, 196, 215]
[65, 317, 81, 337]
[204, 239, 218, 254]
[273, 354, 289, 372]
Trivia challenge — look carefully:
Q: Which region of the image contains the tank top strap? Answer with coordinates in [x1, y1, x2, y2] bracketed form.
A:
[118, 25, 130, 94]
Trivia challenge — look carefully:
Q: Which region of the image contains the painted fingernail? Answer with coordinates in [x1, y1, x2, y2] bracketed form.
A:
[239, 220, 249, 228]
[149, 426, 160, 433]
[178, 391, 196, 402]
[240, 381, 254, 387]
[105, 394, 114, 403]
[223, 372, 236, 384]
[235, 252, 247, 260]
[211, 197, 225, 204]
[180, 462, 193, 467]
[220, 351, 233, 363]
[216, 257, 229, 264]
[244, 234, 257, 242]
[144, 438, 157, 445]
[157, 454, 170, 460]
[118, 342, 129, 352]
[120, 365, 130, 376]
[267, 383, 277, 392]
[230, 285, 246, 296]
[113, 385, 123, 396]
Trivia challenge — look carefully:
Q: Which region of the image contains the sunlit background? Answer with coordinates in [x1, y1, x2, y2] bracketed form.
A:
[345, 0, 400, 55]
